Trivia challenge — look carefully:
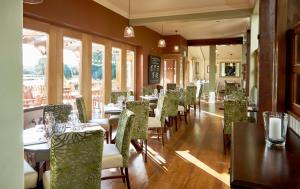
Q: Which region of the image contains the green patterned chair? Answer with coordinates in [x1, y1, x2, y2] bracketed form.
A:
[225, 82, 238, 96]
[102, 109, 135, 189]
[142, 87, 154, 96]
[76, 97, 110, 143]
[178, 86, 197, 123]
[43, 104, 72, 124]
[165, 90, 180, 131]
[111, 91, 128, 104]
[43, 129, 104, 189]
[166, 83, 176, 90]
[126, 101, 149, 162]
[223, 99, 248, 153]
[148, 95, 167, 145]
[229, 88, 247, 101]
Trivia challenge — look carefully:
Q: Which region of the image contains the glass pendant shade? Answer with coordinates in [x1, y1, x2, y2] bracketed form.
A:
[23, 0, 44, 4]
[174, 45, 179, 52]
[124, 26, 135, 38]
[158, 39, 166, 48]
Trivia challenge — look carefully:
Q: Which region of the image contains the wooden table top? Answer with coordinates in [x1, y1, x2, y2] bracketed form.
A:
[231, 123, 300, 189]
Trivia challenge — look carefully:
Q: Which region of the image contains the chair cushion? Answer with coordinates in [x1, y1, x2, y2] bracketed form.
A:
[102, 144, 123, 169]
[43, 170, 50, 189]
[148, 117, 161, 129]
[109, 115, 120, 125]
[24, 160, 37, 189]
[89, 118, 109, 130]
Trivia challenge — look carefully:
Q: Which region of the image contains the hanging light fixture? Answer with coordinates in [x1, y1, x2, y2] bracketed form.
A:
[158, 24, 166, 48]
[124, 0, 135, 38]
[23, 0, 44, 4]
[173, 30, 180, 52]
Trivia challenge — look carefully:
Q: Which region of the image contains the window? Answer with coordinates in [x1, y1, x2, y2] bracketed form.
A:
[111, 47, 122, 91]
[23, 28, 48, 108]
[63, 36, 82, 109]
[91, 43, 105, 118]
[126, 50, 134, 91]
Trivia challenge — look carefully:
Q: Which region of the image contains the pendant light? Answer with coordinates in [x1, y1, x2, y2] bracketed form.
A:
[173, 30, 179, 52]
[124, 0, 135, 38]
[158, 24, 166, 48]
[23, 0, 43, 4]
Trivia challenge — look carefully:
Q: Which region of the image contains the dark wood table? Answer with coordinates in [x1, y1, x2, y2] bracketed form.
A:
[231, 123, 300, 189]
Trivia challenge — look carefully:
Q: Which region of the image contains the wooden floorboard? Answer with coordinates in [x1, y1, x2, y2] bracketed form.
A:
[102, 102, 230, 189]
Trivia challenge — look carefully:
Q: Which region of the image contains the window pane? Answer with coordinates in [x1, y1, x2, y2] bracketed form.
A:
[23, 28, 48, 109]
[63, 37, 82, 109]
[112, 47, 121, 91]
[92, 43, 104, 119]
[126, 50, 134, 91]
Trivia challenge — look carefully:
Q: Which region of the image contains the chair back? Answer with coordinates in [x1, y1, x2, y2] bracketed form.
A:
[185, 86, 197, 105]
[225, 82, 238, 96]
[165, 90, 180, 117]
[155, 95, 167, 125]
[50, 130, 104, 189]
[142, 87, 154, 96]
[76, 97, 88, 123]
[166, 83, 176, 90]
[115, 109, 135, 167]
[223, 99, 248, 135]
[43, 104, 72, 124]
[111, 91, 127, 104]
[126, 101, 149, 140]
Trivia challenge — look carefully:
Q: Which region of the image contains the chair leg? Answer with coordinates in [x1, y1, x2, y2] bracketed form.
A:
[198, 101, 201, 114]
[120, 167, 125, 183]
[105, 131, 109, 144]
[109, 124, 113, 143]
[125, 167, 131, 189]
[184, 111, 188, 124]
[194, 104, 196, 115]
[178, 112, 182, 121]
[175, 116, 178, 131]
[144, 139, 147, 163]
[161, 128, 164, 146]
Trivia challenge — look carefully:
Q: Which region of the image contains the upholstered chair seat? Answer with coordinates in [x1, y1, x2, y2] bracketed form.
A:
[178, 105, 185, 112]
[24, 160, 38, 189]
[148, 117, 161, 128]
[102, 144, 123, 169]
[89, 118, 109, 130]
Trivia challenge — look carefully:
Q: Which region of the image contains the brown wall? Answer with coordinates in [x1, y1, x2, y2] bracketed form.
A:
[24, 0, 163, 98]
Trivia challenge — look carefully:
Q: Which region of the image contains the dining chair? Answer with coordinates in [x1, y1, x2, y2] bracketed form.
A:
[43, 104, 72, 124]
[223, 99, 248, 153]
[225, 82, 238, 96]
[142, 87, 154, 96]
[126, 101, 149, 162]
[24, 160, 38, 189]
[111, 91, 128, 104]
[148, 95, 167, 145]
[76, 97, 110, 143]
[43, 129, 104, 189]
[165, 90, 180, 131]
[178, 86, 197, 123]
[166, 83, 176, 90]
[102, 109, 135, 189]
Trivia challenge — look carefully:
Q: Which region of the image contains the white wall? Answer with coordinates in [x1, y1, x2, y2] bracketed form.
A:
[0, 1, 23, 188]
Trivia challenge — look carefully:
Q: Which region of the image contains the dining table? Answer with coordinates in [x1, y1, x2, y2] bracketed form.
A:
[140, 95, 158, 102]
[103, 104, 123, 115]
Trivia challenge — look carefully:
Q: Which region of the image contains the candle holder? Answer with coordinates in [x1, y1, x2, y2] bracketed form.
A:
[263, 111, 288, 147]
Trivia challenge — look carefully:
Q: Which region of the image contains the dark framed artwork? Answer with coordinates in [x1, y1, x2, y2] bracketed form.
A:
[148, 55, 161, 84]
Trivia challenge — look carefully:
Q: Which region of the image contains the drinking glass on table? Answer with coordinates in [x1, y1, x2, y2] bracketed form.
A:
[68, 111, 82, 131]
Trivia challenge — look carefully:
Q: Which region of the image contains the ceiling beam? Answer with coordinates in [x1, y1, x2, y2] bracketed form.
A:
[187, 37, 243, 46]
[130, 8, 252, 25]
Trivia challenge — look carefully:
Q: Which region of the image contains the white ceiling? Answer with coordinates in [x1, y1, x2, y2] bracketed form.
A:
[93, 0, 255, 40]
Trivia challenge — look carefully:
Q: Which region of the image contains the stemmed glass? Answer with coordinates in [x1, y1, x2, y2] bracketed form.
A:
[68, 111, 81, 131]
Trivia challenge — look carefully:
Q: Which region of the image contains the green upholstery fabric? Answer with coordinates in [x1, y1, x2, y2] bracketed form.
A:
[165, 91, 180, 117]
[166, 83, 176, 90]
[223, 100, 248, 135]
[111, 91, 127, 104]
[126, 101, 149, 140]
[76, 97, 88, 123]
[43, 104, 72, 123]
[229, 88, 247, 101]
[142, 87, 154, 96]
[225, 82, 238, 96]
[50, 130, 104, 189]
[115, 109, 135, 167]
[179, 86, 197, 107]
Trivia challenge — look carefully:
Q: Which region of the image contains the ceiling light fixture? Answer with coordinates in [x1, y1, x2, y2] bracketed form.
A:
[174, 30, 179, 52]
[124, 0, 135, 38]
[23, 0, 44, 4]
[158, 24, 166, 48]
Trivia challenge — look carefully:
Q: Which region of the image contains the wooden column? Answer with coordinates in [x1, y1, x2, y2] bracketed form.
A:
[104, 41, 112, 104]
[246, 29, 251, 96]
[81, 34, 92, 119]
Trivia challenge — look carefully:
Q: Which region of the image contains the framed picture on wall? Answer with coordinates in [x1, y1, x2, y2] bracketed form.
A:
[148, 55, 161, 84]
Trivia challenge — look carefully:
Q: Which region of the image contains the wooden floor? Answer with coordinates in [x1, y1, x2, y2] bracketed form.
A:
[102, 102, 230, 189]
